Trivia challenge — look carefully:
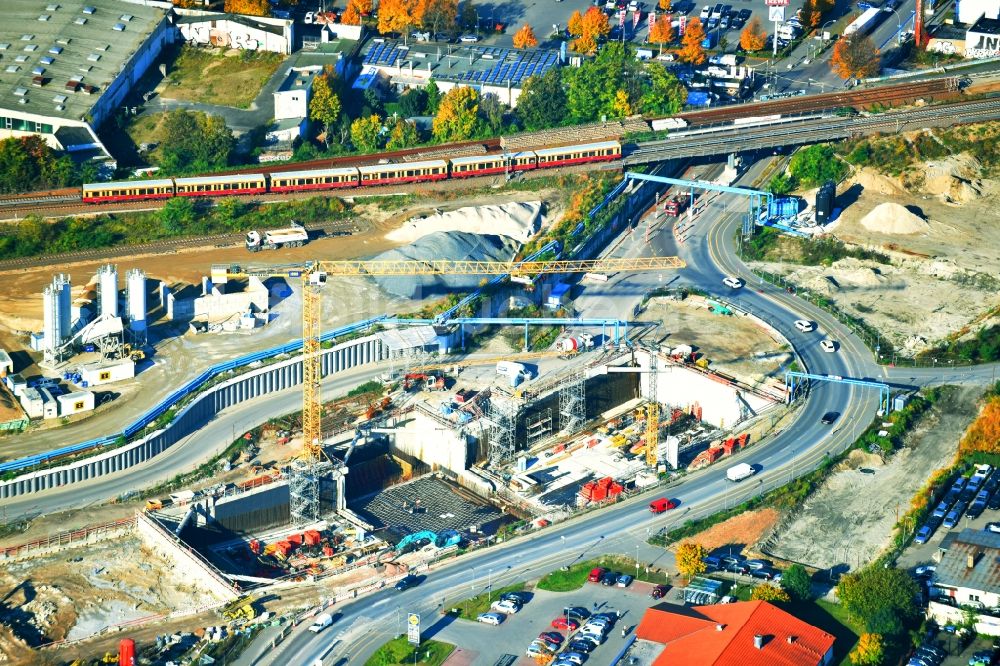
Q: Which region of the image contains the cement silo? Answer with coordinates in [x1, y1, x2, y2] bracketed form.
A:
[97, 264, 118, 318]
[43, 274, 72, 359]
[126, 268, 147, 345]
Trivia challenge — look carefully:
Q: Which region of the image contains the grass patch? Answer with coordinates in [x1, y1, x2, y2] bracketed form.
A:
[809, 599, 863, 665]
[536, 555, 669, 592]
[456, 582, 525, 620]
[742, 229, 889, 266]
[164, 45, 283, 109]
[364, 636, 455, 666]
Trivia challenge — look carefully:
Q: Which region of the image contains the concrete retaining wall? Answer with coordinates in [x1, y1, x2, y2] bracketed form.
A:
[391, 413, 468, 473]
[0, 335, 384, 500]
[135, 511, 237, 601]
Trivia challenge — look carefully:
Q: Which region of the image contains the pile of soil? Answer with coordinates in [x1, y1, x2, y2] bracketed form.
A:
[860, 202, 930, 234]
[386, 201, 544, 244]
[923, 155, 983, 204]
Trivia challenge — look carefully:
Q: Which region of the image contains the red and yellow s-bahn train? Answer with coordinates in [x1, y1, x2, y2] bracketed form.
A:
[81, 141, 622, 204]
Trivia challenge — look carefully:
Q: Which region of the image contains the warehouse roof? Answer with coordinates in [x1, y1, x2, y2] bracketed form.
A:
[934, 528, 1000, 593]
[0, 0, 165, 122]
[969, 16, 1000, 34]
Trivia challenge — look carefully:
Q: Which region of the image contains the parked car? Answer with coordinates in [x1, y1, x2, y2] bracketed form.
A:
[568, 639, 595, 653]
[617, 574, 634, 587]
[559, 653, 586, 666]
[525, 643, 552, 658]
[700, 4, 711, 18]
[915, 565, 936, 578]
[552, 616, 580, 630]
[987, 522, 1000, 534]
[942, 509, 961, 528]
[745, 559, 771, 570]
[914, 525, 932, 544]
[477, 612, 505, 625]
[563, 606, 590, 620]
[534, 636, 561, 651]
[501, 591, 528, 605]
[601, 571, 621, 586]
[491, 599, 521, 614]
[460, 34, 480, 42]
[652, 584, 670, 599]
[588, 567, 609, 583]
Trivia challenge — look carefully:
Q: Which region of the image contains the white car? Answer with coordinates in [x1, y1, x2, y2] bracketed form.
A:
[723, 276, 743, 289]
[628, 0, 640, 11]
[477, 612, 505, 625]
[820, 339, 837, 352]
[304, 11, 315, 23]
[491, 599, 521, 614]
[656, 52, 677, 61]
[526, 644, 552, 658]
[794, 319, 815, 333]
[700, 4, 711, 18]
[460, 34, 480, 42]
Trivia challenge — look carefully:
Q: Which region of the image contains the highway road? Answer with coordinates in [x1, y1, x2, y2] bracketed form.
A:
[257, 158, 893, 665]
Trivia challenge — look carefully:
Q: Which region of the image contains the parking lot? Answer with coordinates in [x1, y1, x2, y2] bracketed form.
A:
[428, 576, 668, 665]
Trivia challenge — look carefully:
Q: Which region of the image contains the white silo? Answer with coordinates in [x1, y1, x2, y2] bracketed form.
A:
[126, 268, 147, 345]
[97, 264, 118, 318]
[42, 281, 60, 353]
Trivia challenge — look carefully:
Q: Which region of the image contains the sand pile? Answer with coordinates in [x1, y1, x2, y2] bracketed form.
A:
[860, 202, 929, 234]
[801, 260, 890, 294]
[386, 202, 544, 244]
[923, 155, 983, 204]
[854, 168, 905, 196]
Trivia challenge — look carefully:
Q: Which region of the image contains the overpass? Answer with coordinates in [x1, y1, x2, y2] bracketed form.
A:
[627, 98, 1000, 164]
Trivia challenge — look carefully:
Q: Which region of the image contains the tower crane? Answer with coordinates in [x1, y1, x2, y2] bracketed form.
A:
[211, 255, 684, 520]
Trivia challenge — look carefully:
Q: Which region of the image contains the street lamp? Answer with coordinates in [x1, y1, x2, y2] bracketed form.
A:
[636, 545, 640, 577]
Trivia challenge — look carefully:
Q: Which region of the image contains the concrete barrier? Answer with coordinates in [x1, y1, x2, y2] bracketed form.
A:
[0, 335, 384, 500]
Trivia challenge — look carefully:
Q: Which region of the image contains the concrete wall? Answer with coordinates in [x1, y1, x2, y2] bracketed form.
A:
[135, 511, 237, 600]
[0, 335, 384, 500]
[928, 600, 1000, 636]
[194, 278, 268, 322]
[391, 412, 468, 473]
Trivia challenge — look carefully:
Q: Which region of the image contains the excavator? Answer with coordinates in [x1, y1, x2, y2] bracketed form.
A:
[221, 595, 257, 622]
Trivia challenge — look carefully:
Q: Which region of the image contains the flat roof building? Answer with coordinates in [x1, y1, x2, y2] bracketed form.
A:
[0, 0, 172, 155]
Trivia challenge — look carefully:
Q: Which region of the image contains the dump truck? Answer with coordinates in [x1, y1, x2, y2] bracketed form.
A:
[245, 222, 309, 252]
[663, 196, 688, 217]
[726, 462, 755, 482]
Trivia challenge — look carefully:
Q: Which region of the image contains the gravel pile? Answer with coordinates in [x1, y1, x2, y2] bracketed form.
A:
[372, 230, 520, 299]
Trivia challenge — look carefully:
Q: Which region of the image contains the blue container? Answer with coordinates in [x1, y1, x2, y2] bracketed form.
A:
[768, 196, 800, 218]
[687, 91, 711, 107]
[439, 404, 454, 416]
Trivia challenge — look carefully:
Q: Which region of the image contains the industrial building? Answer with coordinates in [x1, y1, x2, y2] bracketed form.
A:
[0, 0, 172, 155]
[360, 41, 562, 107]
[174, 11, 294, 54]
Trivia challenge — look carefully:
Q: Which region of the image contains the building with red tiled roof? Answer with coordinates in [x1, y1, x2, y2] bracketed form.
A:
[630, 600, 836, 666]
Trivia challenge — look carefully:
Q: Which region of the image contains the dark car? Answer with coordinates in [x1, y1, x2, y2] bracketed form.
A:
[394, 575, 419, 591]
[601, 571, 621, 586]
[568, 640, 595, 654]
[539, 631, 565, 645]
[738, 7, 751, 19]
[564, 606, 591, 620]
[821, 411, 839, 425]
[652, 584, 670, 599]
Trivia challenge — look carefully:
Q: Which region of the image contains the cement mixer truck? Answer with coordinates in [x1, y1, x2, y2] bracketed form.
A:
[557, 333, 595, 354]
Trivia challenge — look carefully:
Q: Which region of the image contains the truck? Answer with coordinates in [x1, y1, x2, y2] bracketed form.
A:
[664, 195, 688, 217]
[308, 612, 334, 633]
[245, 222, 309, 252]
[649, 497, 677, 513]
[557, 334, 595, 354]
[843, 6, 882, 36]
[726, 462, 755, 482]
[709, 53, 738, 67]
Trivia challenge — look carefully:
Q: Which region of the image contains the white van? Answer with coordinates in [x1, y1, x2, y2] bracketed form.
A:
[308, 613, 333, 633]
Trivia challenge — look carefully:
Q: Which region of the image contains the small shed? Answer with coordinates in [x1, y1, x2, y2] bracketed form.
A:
[546, 282, 571, 309]
[57, 390, 96, 417]
[0, 349, 12, 377]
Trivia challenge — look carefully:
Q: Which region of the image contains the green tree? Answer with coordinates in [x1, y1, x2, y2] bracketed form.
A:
[837, 566, 920, 636]
[159, 197, 196, 235]
[424, 80, 442, 114]
[214, 197, 246, 230]
[788, 144, 846, 187]
[432, 86, 480, 142]
[768, 172, 796, 195]
[399, 88, 429, 117]
[159, 109, 234, 172]
[750, 584, 791, 603]
[640, 64, 686, 116]
[566, 43, 643, 122]
[386, 117, 420, 149]
[516, 68, 567, 131]
[850, 633, 885, 666]
[478, 92, 506, 135]
[350, 114, 383, 153]
[198, 114, 236, 169]
[309, 73, 343, 146]
[780, 564, 812, 601]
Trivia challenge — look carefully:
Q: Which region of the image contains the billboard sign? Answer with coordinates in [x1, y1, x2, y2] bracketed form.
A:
[768, 5, 785, 20]
[407, 613, 420, 646]
[764, 0, 790, 6]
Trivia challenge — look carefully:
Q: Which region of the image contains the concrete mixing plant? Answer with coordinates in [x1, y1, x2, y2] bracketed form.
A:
[97, 264, 119, 318]
[126, 269, 147, 346]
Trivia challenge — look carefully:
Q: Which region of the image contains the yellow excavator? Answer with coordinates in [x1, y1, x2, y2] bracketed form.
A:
[221, 595, 257, 622]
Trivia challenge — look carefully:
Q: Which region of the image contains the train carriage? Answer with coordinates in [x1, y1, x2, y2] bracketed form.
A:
[449, 151, 537, 178]
[357, 160, 448, 186]
[269, 167, 360, 192]
[82, 178, 174, 203]
[533, 141, 622, 169]
[173, 173, 267, 197]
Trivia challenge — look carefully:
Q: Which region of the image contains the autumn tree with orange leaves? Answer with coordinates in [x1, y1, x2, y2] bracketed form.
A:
[570, 6, 610, 53]
[513, 24, 539, 48]
[658, 0, 671, 9]
[377, 0, 417, 35]
[678, 16, 706, 64]
[831, 35, 881, 79]
[568, 9, 585, 37]
[172, 0, 198, 8]
[959, 396, 1000, 456]
[740, 16, 767, 51]
[224, 0, 270, 16]
[800, 0, 821, 29]
[418, 0, 459, 36]
[648, 17, 675, 52]
[342, 0, 372, 24]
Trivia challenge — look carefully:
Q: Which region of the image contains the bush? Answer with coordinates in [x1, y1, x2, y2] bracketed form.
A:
[789, 144, 847, 187]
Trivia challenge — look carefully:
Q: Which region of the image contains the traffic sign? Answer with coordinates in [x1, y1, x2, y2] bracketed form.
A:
[768, 5, 785, 20]
[407, 613, 420, 646]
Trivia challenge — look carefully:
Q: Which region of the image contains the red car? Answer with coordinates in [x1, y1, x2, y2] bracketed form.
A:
[651, 584, 670, 599]
[539, 631, 565, 644]
[552, 617, 580, 630]
[649, 497, 678, 513]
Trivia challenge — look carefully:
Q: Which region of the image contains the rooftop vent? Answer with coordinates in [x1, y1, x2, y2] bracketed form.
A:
[97, 44, 110, 51]
[716, 624, 725, 631]
[32, 75, 46, 87]
[21, 35, 34, 41]
[0, 44, 9, 51]
[18, 98, 28, 105]
[46, 3, 60, 10]
[40, 56, 53, 64]
[13, 87, 28, 97]
[87, 53, 100, 62]
[113, 23, 126, 32]
[120, 14, 133, 21]
[55, 104, 64, 111]
[74, 17, 87, 25]
[15, 55, 28, 63]
[50, 45, 64, 54]
[53, 94, 66, 103]
[754, 635, 764, 650]
[24, 45, 37, 52]
[32, 66, 44, 75]
[4, 65, 19, 73]
[83, 5, 96, 14]
[38, 14, 51, 21]
[787, 636, 797, 644]
[57, 38, 71, 45]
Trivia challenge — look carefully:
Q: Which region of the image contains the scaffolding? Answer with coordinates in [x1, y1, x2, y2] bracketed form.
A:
[526, 407, 554, 446]
[288, 459, 334, 525]
[485, 396, 518, 467]
[558, 375, 586, 434]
